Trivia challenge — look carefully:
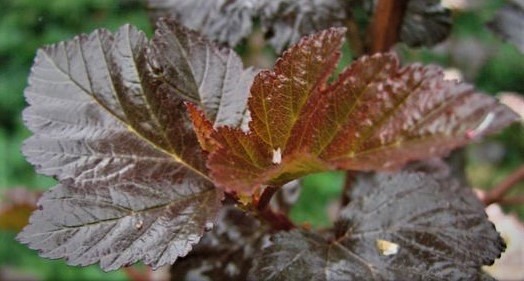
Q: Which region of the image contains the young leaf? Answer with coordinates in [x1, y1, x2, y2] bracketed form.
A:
[17, 21, 253, 271]
[487, 0, 524, 53]
[203, 28, 518, 196]
[170, 206, 268, 280]
[249, 171, 505, 280]
[147, 0, 257, 47]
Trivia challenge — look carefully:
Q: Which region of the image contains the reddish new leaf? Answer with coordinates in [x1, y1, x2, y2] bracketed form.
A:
[203, 28, 518, 196]
[17, 21, 253, 271]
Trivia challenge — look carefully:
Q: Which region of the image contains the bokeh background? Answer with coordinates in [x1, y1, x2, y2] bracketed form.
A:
[0, 0, 523, 280]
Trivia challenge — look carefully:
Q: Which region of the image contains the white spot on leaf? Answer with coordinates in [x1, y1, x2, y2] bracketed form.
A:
[466, 112, 495, 139]
[376, 239, 400, 256]
[272, 148, 282, 164]
[135, 220, 143, 230]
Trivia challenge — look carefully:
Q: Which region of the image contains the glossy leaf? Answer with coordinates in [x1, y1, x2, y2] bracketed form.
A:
[249, 171, 505, 280]
[170, 206, 268, 280]
[400, 0, 452, 47]
[150, 18, 257, 127]
[16, 21, 257, 270]
[20, 181, 221, 271]
[204, 28, 517, 196]
[147, 0, 257, 47]
[488, 0, 524, 53]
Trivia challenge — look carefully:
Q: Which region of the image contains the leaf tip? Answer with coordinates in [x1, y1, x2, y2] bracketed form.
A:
[186, 102, 220, 153]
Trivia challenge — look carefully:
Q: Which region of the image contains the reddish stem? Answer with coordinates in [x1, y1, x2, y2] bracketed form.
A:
[340, 171, 357, 207]
[483, 165, 524, 206]
[254, 186, 295, 231]
[499, 196, 524, 205]
[256, 185, 279, 211]
[369, 0, 409, 53]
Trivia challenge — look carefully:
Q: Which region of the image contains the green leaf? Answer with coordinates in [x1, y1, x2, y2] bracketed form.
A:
[17, 21, 254, 271]
[249, 171, 504, 280]
[203, 28, 517, 197]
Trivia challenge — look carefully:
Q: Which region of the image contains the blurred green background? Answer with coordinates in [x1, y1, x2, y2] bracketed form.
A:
[0, 0, 523, 280]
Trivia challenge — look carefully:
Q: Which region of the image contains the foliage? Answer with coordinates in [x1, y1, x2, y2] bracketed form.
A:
[16, 16, 517, 281]
[197, 29, 514, 196]
[146, 0, 452, 52]
[2, 0, 524, 280]
[250, 170, 503, 280]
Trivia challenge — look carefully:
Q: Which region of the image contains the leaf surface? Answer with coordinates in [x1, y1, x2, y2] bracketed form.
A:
[147, 0, 257, 47]
[17, 21, 252, 271]
[150, 18, 257, 127]
[170, 206, 268, 280]
[204, 28, 517, 196]
[400, 0, 452, 47]
[248, 171, 505, 280]
[146, 0, 348, 52]
[259, 0, 347, 52]
[146, 0, 452, 51]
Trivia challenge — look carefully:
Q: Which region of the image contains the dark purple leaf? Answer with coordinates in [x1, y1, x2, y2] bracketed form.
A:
[249, 171, 505, 280]
[259, 0, 347, 52]
[150, 18, 257, 127]
[20, 181, 221, 271]
[146, 0, 348, 53]
[400, 0, 452, 47]
[147, 0, 257, 47]
[170, 206, 268, 281]
[17, 21, 254, 271]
